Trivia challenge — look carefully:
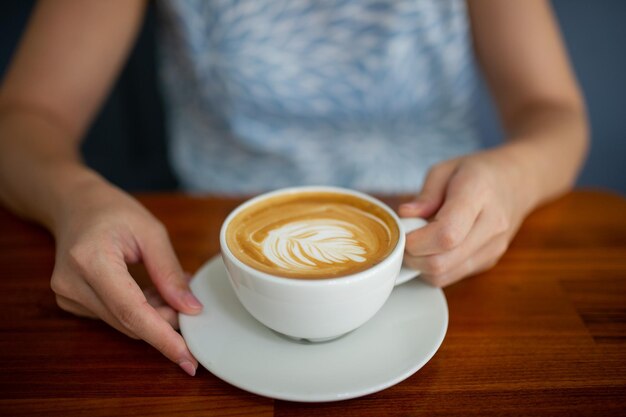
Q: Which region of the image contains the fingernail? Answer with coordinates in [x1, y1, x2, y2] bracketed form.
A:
[184, 292, 203, 310]
[399, 201, 421, 212]
[179, 360, 197, 376]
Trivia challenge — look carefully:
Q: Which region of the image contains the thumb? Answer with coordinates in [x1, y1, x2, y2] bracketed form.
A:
[138, 225, 203, 315]
[399, 162, 457, 219]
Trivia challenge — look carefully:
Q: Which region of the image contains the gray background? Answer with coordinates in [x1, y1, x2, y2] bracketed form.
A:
[1, 1, 624, 194]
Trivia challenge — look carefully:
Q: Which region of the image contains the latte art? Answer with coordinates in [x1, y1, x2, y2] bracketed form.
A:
[262, 219, 367, 271]
[226, 191, 400, 279]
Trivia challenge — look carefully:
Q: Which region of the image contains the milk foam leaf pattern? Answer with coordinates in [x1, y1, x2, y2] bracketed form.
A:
[262, 220, 367, 271]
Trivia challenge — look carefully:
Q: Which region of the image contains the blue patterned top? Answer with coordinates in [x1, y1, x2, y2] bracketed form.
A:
[157, 0, 481, 194]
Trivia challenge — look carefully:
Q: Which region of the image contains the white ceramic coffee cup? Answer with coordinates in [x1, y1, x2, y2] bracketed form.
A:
[219, 186, 426, 342]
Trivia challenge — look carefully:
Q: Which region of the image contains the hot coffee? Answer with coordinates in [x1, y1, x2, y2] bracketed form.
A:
[226, 191, 399, 279]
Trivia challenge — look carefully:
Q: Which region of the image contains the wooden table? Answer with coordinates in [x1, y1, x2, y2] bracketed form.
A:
[0, 190, 625, 416]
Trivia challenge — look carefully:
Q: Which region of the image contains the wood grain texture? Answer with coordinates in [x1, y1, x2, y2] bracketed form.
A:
[0, 190, 624, 416]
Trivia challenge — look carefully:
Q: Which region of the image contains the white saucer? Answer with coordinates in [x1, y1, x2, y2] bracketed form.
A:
[180, 256, 448, 402]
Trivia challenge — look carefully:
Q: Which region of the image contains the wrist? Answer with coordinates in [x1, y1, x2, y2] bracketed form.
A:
[45, 164, 112, 234]
[483, 144, 544, 217]
[495, 104, 589, 211]
[0, 111, 107, 231]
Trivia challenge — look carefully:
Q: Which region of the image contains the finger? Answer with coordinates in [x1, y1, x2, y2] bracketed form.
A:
[154, 305, 180, 329]
[398, 162, 457, 218]
[144, 287, 179, 328]
[404, 209, 504, 276]
[143, 286, 167, 307]
[52, 268, 140, 339]
[418, 235, 509, 288]
[137, 225, 203, 315]
[56, 284, 139, 339]
[84, 254, 198, 376]
[56, 291, 141, 339]
[55, 294, 98, 319]
[405, 170, 483, 256]
[75, 277, 180, 339]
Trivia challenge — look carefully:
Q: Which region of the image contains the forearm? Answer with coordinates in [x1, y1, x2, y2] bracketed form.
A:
[493, 102, 589, 213]
[0, 109, 107, 231]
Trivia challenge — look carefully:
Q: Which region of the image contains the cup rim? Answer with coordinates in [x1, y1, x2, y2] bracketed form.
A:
[219, 185, 406, 286]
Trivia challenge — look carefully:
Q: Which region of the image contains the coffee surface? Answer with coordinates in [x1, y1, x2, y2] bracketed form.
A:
[226, 192, 399, 279]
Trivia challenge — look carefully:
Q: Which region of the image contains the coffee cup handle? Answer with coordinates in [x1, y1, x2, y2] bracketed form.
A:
[395, 217, 427, 286]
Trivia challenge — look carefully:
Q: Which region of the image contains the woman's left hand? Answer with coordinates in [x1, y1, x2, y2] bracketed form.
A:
[399, 149, 536, 287]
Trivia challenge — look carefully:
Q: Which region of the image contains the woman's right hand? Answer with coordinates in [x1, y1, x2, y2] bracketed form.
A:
[49, 174, 203, 376]
[0, 0, 200, 374]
